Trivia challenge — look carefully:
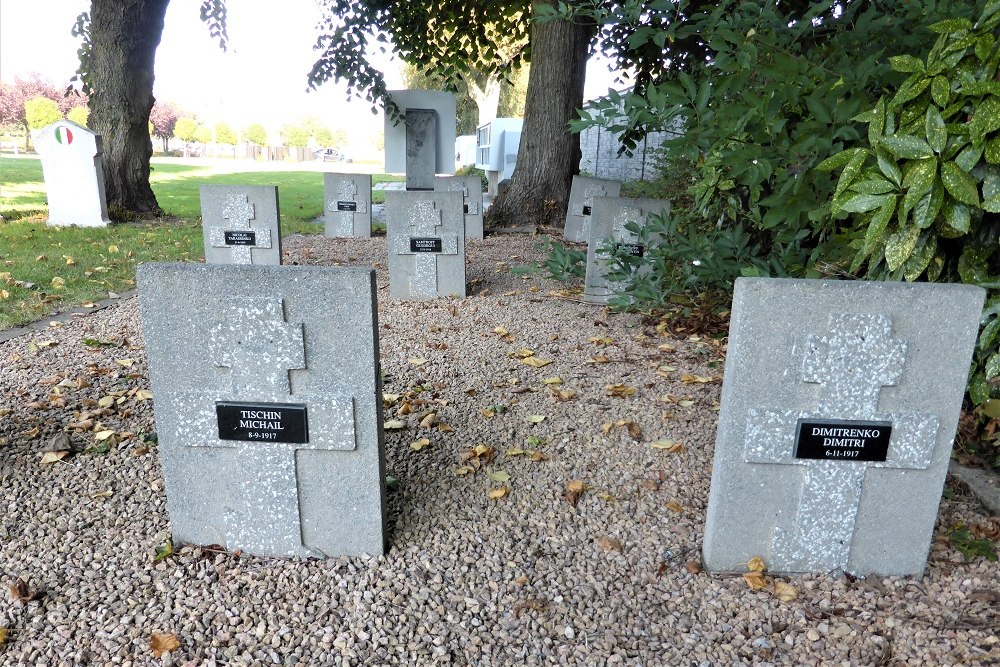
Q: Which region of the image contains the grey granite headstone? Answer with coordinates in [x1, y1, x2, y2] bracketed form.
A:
[137, 263, 387, 558]
[324, 173, 372, 237]
[434, 175, 484, 240]
[200, 185, 282, 265]
[583, 197, 669, 305]
[386, 190, 465, 300]
[384, 89, 456, 184]
[564, 175, 622, 243]
[703, 278, 985, 576]
[405, 109, 437, 190]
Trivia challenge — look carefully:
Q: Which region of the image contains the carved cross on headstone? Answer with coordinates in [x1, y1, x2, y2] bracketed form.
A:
[442, 179, 479, 215]
[175, 297, 356, 556]
[571, 185, 607, 239]
[327, 179, 369, 236]
[609, 205, 646, 255]
[389, 200, 459, 298]
[744, 314, 939, 572]
[207, 194, 273, 264]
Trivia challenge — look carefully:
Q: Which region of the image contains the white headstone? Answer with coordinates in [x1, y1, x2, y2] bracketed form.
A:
[33, 120, 111, 227]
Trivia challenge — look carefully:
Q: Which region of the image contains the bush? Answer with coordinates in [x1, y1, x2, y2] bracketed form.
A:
[820, 3, 1000, 466]
[455, 165, 488, 191]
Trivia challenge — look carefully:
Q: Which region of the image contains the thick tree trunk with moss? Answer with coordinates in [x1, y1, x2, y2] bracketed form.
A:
[88, 0, 169, 217]
[485, 2, 592, 229]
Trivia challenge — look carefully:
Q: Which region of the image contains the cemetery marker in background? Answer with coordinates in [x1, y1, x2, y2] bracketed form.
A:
[386, 191, 466, 299]
[200, 185, 282, 265]
[435, 174, 484, 240]
[324, 173, 372, 237]
[703, 278, 985, 576]
[138, 264, 388, 557]
[33, 119, 111, 227]
[583, 197, 669, 305]
[564, 176, 622, 243]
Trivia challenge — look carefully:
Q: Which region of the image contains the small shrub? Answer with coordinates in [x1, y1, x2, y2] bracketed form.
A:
[512, 238, 586, 282]
[455, 165, 488, 191]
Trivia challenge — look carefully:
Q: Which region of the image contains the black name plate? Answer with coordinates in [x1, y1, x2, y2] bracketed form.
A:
[224, 230, 257, 246]
[794, 419, 892, 462]
[463, 203, 469, 214]
[619, 243, 645, 257]
[337, 200, 358, 212]
[582, 205, 592, 216]
[410, 237, 443, 253]
[216, 402, 308, 444]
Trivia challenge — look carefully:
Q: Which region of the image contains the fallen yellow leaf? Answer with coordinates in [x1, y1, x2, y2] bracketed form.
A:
[108, 244, 120, 254]
[408, 357, 428, 366]
[454, 466, 475, 476]
[565, 480, 586, 507]
[40, 450, 70, 464]
[665, 501, 683, 513]
[526, 414, 545, 424]
[773, 580, 799, 602]
[542, 376, 563, 385]
[90, 489, 114, 499]
[64, 256, 75, 265]
[681, 374, 713, 384]
[510, 348, 534, 359]
[520, 357, 553, 368]
[747, 556, 766, 572]
[150, 632, 180, 657]
[383, 420, 406, 430]
[51, 277, 66, 289]
[419, 412, 436, 428]
[743, 571, 768, 591]
[410, 438, 431, 452]
[488, 486, 509, 500]
[589, 355, 610, 364]
[135, 389, 153, 401]
[605, 384, 637, 398]
[651, 440, 685, 453]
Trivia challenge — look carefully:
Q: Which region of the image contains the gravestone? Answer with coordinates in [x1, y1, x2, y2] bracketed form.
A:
[583, 197, 669, 305]
[33, 120, 111, 227]
[324, 173, 372, 237]
[137, 263, 387, 558]
[564, 175, 622, 243]
[200, 185, 282, 265]
[703, 278, 985, 576]
[434, 175, 484, 240]
[384, 90, 457, 191]
[386, 190, 465, 299]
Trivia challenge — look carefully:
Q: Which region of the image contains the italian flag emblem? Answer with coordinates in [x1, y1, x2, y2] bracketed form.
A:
[54, 126, 74, 145]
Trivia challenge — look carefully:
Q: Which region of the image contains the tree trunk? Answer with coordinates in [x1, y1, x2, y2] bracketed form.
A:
[485, 2, 592, 229]
[88, 0, 169, 217]
[464, 73, 501, 127]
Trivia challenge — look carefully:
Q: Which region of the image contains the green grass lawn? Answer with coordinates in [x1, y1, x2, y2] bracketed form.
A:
[0, 156, 401, 329]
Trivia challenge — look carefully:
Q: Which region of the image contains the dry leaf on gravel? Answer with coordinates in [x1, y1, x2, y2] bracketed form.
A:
[419, 412, 437, 428]
[651, 440, 685, 453]
[513, 599, 546, 618]
[665, 501, 683, 513]
[549, 388, 576, 401]
[681, 374, 714, 384]
[520, 357, 552, 368]
[526, 415, 545, 424]
[383, 420, 406, 430]
[596, 536, 623, 552]
[743, 571, 768, 591]
[542, 376, 562, 385]
[684, 560, 702, 574]
[773, 580, 799, 602]
[7, 579, 42, 604]
[489, 471, 511, 483]
[625, 422, 643, 441]
[408, 358, 428, 366]
[90, 489, 113, 499]
[488, 486, 508, 500]
[605, 384, 637, 398]
[410, 438, 431, 452]
[510, 348, 534, 359]
[0, 627, 7, 646]
[150, 632, 180, 657]
[528, 451, 547, 462]
[565, 480, 586, 507]
[40, 450, 70, 465]
[589, 355, 610, 364]
[747, 556, 766, 572]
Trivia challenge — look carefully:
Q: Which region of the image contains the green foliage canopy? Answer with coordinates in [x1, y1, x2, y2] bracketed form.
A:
[173, 117, 198, 142]
[24, 97, 62, 130]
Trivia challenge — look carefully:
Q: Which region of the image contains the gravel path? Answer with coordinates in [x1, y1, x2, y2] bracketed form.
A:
[0, 232, 997, 666]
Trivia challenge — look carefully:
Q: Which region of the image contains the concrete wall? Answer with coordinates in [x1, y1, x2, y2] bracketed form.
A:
[577, 105, 683, 182]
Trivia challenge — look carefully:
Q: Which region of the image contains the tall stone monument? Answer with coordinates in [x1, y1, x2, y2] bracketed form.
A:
[324, 173, 372, 237]
[703, 278, 985, 576]
[33, 120, 111, 227]
[583, 197, 669, 305]
[138, 263, 388, 558]
[564, 175, 622, 243]
[384, 90, 457, 191]
[434, 175, 484, 240]
[200, 185, 282, 265]
[386, 190, 466, 299]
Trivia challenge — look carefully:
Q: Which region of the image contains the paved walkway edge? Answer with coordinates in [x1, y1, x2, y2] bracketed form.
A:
[0, 290, 137, 344]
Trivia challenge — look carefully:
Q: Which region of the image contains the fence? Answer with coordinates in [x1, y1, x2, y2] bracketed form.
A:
[577, 107, 683, 182]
